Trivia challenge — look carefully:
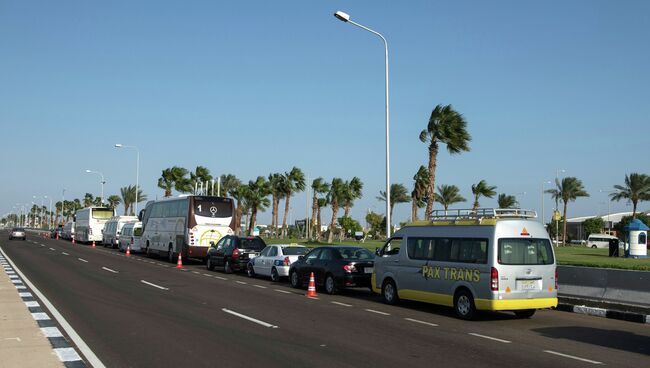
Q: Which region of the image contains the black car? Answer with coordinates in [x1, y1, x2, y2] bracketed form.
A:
[289, 246, 374, 294]
[50, 227, 63, 239]
[206, 235, 266, 273]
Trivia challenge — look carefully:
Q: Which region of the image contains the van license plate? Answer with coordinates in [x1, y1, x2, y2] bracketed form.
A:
[364, 267, 374, 274]
[519, 280, 538, 290]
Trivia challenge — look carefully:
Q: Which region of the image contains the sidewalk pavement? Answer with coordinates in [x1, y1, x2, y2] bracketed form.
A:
[0, 255, 63, 368]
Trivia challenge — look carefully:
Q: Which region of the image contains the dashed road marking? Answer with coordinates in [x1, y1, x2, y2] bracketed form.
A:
[202, 273, 213, 277]
[236, 281, 248, 285]
[222, 308, 278, 329]
[274, 289, 291, 294]
[543, 350, 602, 365]
[364, 309, 390, 316]
[78, 258, 88, 263]
[404, 318, 438, 327]
[62, 252, 69, 256]
[140, 280, 169, 291]
[24, 301, 40, 308]
[331, 301, 353, 307]
[31, 312, 50, 321]
[468, 333, 511, 344]
[215, 276, 228, 280]
[101, 267, 119, 274]
[49, 247, 56, 251]
[253, 285, 267, 289]
[53, 347, 83, 363]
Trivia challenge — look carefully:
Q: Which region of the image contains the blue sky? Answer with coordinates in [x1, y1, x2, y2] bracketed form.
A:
[1, 0, 649, 225]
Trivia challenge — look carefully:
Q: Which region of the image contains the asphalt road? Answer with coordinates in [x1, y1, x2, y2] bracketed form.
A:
[2, 233, 649, 368]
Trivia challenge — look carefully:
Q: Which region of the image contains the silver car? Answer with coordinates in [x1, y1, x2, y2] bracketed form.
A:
[9, 227, 26, 240]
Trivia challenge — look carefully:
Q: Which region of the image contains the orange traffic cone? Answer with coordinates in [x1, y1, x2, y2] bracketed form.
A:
[176, 253, 183, 269]
[126, 245, 131, 257]
[92, 241, 96, 248]
[56, 233, 59, 240]
[305, 272, 318, 297]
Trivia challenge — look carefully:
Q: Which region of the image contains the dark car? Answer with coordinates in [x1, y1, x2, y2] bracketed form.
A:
[289, 246, 374, 294]
[206, 235, 266, 273]
[50, 227, 63, 239]
[9, 227, 26, 240]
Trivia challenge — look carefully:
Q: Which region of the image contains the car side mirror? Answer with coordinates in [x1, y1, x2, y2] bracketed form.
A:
[375, 247, 381, 256]
[298, 255, 304, 261]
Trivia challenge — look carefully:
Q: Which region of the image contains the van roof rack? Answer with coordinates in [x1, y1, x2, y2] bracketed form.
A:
[429, 208, 537, 222]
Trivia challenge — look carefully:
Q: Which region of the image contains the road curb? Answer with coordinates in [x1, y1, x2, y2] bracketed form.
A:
[557, 302, 650, 324]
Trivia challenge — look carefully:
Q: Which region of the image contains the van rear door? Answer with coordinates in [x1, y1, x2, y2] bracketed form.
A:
[496, 238, 555, 300]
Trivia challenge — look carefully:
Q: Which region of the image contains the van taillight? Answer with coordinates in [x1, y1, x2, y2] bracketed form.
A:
[555, 268, 558, 290]
[232, 248, 240, 259]
[283, 257, 290, 266]
[490, 267, 499, 291]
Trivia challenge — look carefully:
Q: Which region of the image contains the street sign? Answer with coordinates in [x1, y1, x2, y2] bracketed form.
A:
[552, 210, 561, 221]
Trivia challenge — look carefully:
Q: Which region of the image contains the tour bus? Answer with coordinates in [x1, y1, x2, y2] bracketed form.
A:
[372, 208, 557, 320]
[140, 195, 235, 262]
[74, 207, 115, 243]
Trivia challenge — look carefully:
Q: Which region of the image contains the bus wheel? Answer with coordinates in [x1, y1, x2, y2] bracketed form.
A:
[514, 309, 536, 319]
[454, 289, 476, 320]
[381, 279, 399, 305]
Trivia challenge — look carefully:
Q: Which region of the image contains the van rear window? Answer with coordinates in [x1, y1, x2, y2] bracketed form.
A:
[498, 238, 554, 265]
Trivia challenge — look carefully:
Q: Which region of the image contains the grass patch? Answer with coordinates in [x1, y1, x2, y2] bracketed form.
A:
[263, 238, 650, 271]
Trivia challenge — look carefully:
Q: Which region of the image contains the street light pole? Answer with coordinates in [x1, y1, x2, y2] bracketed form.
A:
[85, 170, 105, 205]
[334, 10, 391, 238]
[554, 169, 566, 245]
[115, 144, 140, 214]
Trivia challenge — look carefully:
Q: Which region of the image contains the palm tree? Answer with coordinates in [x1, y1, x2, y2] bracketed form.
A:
[316, 198, 328, 241]
[220, 174, 241, 198]
[310, 178, 330, 240]
[189, 166, 213, 194]
[244, 176, 271, 236]
[54, 201, 62, 226]
[434, 185, 466, 211]
[268, 173, 286, 236]
[497, 193, 518, 209]
[281, 167, 306, 238]
[327, 178, 346, 243]
[106, 195, 121, 211]
[377, 183, 411, 224]
[471, 180, 497, 211]
[553, 177, 589, 244]
[419, 104, 472, 219]
[158, 166, 191, 197]
[610, 173, 650, 218]
[120, 185, 148, 215]
[83, 193, 94, 207]
[411, 166, 429, 221]
[229, 184, 247, 235]
[342, 177, 364, 218]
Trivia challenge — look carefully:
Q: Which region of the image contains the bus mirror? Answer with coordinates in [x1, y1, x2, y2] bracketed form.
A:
[138, 209, 145, 221]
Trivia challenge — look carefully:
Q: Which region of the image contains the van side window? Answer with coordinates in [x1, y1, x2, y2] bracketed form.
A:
[407, 238, 434, 260]
[381, 238, 402, 256]
[407, 237, 488, 264]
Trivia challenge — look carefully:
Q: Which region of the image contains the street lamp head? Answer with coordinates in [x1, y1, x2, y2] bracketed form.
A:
[85, 169, 92, 173]
[114, 143, 123, 148]
[334, 11, 350, 22]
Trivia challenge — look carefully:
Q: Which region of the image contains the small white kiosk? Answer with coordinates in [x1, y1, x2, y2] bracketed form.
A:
[624, 219, 648, 259]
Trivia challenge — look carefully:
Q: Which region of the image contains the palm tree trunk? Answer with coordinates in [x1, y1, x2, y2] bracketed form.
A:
[281, 194, 291, 239]
[249, 209, 257, 236]
[344, 203, 351, 218]
[165, 187, 172, 197]
[632, 200, 638, 219]
[235, 200, 242, 235]
[411, 196, 418, 222]
[562, 200, 568, 245]
[424, 143, 439, 219]
[311, 196, 318, 239]
[317, 206, 322, 241]
[472, 197, 479, 211]
[327, 201, 339, 243]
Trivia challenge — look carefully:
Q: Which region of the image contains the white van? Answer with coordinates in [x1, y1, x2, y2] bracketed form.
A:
[62, 221, 75, 240]
[586, 233, 619, 249]
[373, 208, 557, 320]
[102, 216, 138, 248]
[118, 221, 143, 252]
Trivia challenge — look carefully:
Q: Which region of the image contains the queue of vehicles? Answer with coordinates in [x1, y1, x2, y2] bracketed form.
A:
[6, 199, 559, 320]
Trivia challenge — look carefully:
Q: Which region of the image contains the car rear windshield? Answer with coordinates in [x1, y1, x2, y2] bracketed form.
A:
[282, 247, 309, 256]
[337, 248, 374, 260]
[13, 228, 25, 231]
[498, 238, 554, 265]
[238, 238, 266, 251]
[92, 209, 114, 219]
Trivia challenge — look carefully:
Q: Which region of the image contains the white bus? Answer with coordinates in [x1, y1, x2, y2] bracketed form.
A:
[140, 195, 235, 262]
[74, 207, 115, 243]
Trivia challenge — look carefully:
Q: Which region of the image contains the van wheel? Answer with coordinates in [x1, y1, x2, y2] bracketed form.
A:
[382, 279, 399, 305]
[591, 245, 597, 249]
[324, 274, 338, 295]
[270, 267, 280, 282]
[167, 246, 175, 263]
[454, 289, 476, 320]
[514, 309, 536, 319]
[206, 257, 214, 271]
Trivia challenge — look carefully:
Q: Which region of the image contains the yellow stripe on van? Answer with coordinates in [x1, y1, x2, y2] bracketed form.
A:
[475, 298, 558, 311]
[398, 290, 454, 307]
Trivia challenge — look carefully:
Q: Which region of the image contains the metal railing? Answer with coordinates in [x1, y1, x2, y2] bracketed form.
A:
[429, 208, 537, 222]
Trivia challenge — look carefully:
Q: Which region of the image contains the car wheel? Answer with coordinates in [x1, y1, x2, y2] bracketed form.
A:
[324, 274, 338, 295]
[270, 267, 280, 282]
[290, 270, 302, 289]
[206, 257, 214, 271]
[454, 289, 476, 320]
[382, 279, 399, 305]
[224, 259, 233, 274]
[247, 263, 256, 278]
[514, 309, 536, 319]
[591, 245, 597, 249]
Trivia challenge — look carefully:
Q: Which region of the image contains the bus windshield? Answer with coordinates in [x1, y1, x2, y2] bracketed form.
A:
[193, 197, 232, 218]
[498, 238, 554, 265]
[92, 209, 114, 219]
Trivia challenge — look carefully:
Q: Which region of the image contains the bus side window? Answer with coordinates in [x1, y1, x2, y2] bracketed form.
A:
[381, 238, 402, 257]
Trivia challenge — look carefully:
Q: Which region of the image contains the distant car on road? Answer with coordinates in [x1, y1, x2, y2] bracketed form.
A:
[50, 227, 64, 239]
[9, 227, 26, 240]
[289, 246, 374, 294]
[206, 235, 266, 273]
[247, 244, 310, 281]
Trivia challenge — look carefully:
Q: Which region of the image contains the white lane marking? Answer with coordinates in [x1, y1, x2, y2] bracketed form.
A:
[215, 276, 228, 280]
[11, 279, 22, 284]
[202, 273, 213, 277]
[364, 309, 390, 316]
[331, 301, 353, 307]
[15, 285, 26, 290]
[192, 271, 200, 274]
[236, 281, 248, 285]
[404, 318, 438, 327]
[101, 267, 119, 274]
[253, 284, 267, 289]
[140, 280, 169, 290]
[543, 350, 603, 365]
[62, 252, 69, 256]
[19, 292, 33, 298]
[32, 312, 50, 320]
[41, 244, 45, 247]
[468, 333, 511, 344]
[0, 248, 106, 367]
[49, 247, 55, 251]
[274, 289, 291, 294]
[40, 327, 63, 338]
[25, 301, 40, 307]
[77, 258, 88, 263]
[4, 337, 21, 342]
[53, 347, 83, 362]
[222, 308, 278, 329]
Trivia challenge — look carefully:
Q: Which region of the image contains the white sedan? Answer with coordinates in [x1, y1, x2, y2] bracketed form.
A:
[247, 244, 310, 281]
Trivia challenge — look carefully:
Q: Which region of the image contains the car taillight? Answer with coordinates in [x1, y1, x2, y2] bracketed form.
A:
[232, 248, 240, 259]
[555, 268, 558, 290]
[283, 257, 290, 266]
[343, 264, 357, 273]
[490, 267, 499, 291]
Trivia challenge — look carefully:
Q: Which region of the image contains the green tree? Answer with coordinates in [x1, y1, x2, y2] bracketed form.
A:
[158, 166, 191, 197]
[268, 173, 286, 235]
[281, 167, 306, 238]
[419, 104, 471, 219]
[316, 198, 328, 241]
[411, 166, 429, 221]
[342, 177, 364, 218]
[220, 174, 241, 198]
[244, 176, 271, 236]
[83, 193, 94, 207]
[106, 195, 121, 211]
[377, 183, 411, 224]
[229, 184, 248, 235]
[189, 166, 213, 194]
[120, 185, 147, 215]
[583, 217, 605, 237]
[614, 214, 650, 236]
[338, 216, 362, 239]
[434, 184, 466, 211]
[471, 180, 497, 211]
[548, 177, 589, 244]
[497, 193, 518, 209]
[365, 211, 386, 239]
[310, 178, 329, 240]
[327, 178, 347, 243]
[610, 173, 650, 218]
